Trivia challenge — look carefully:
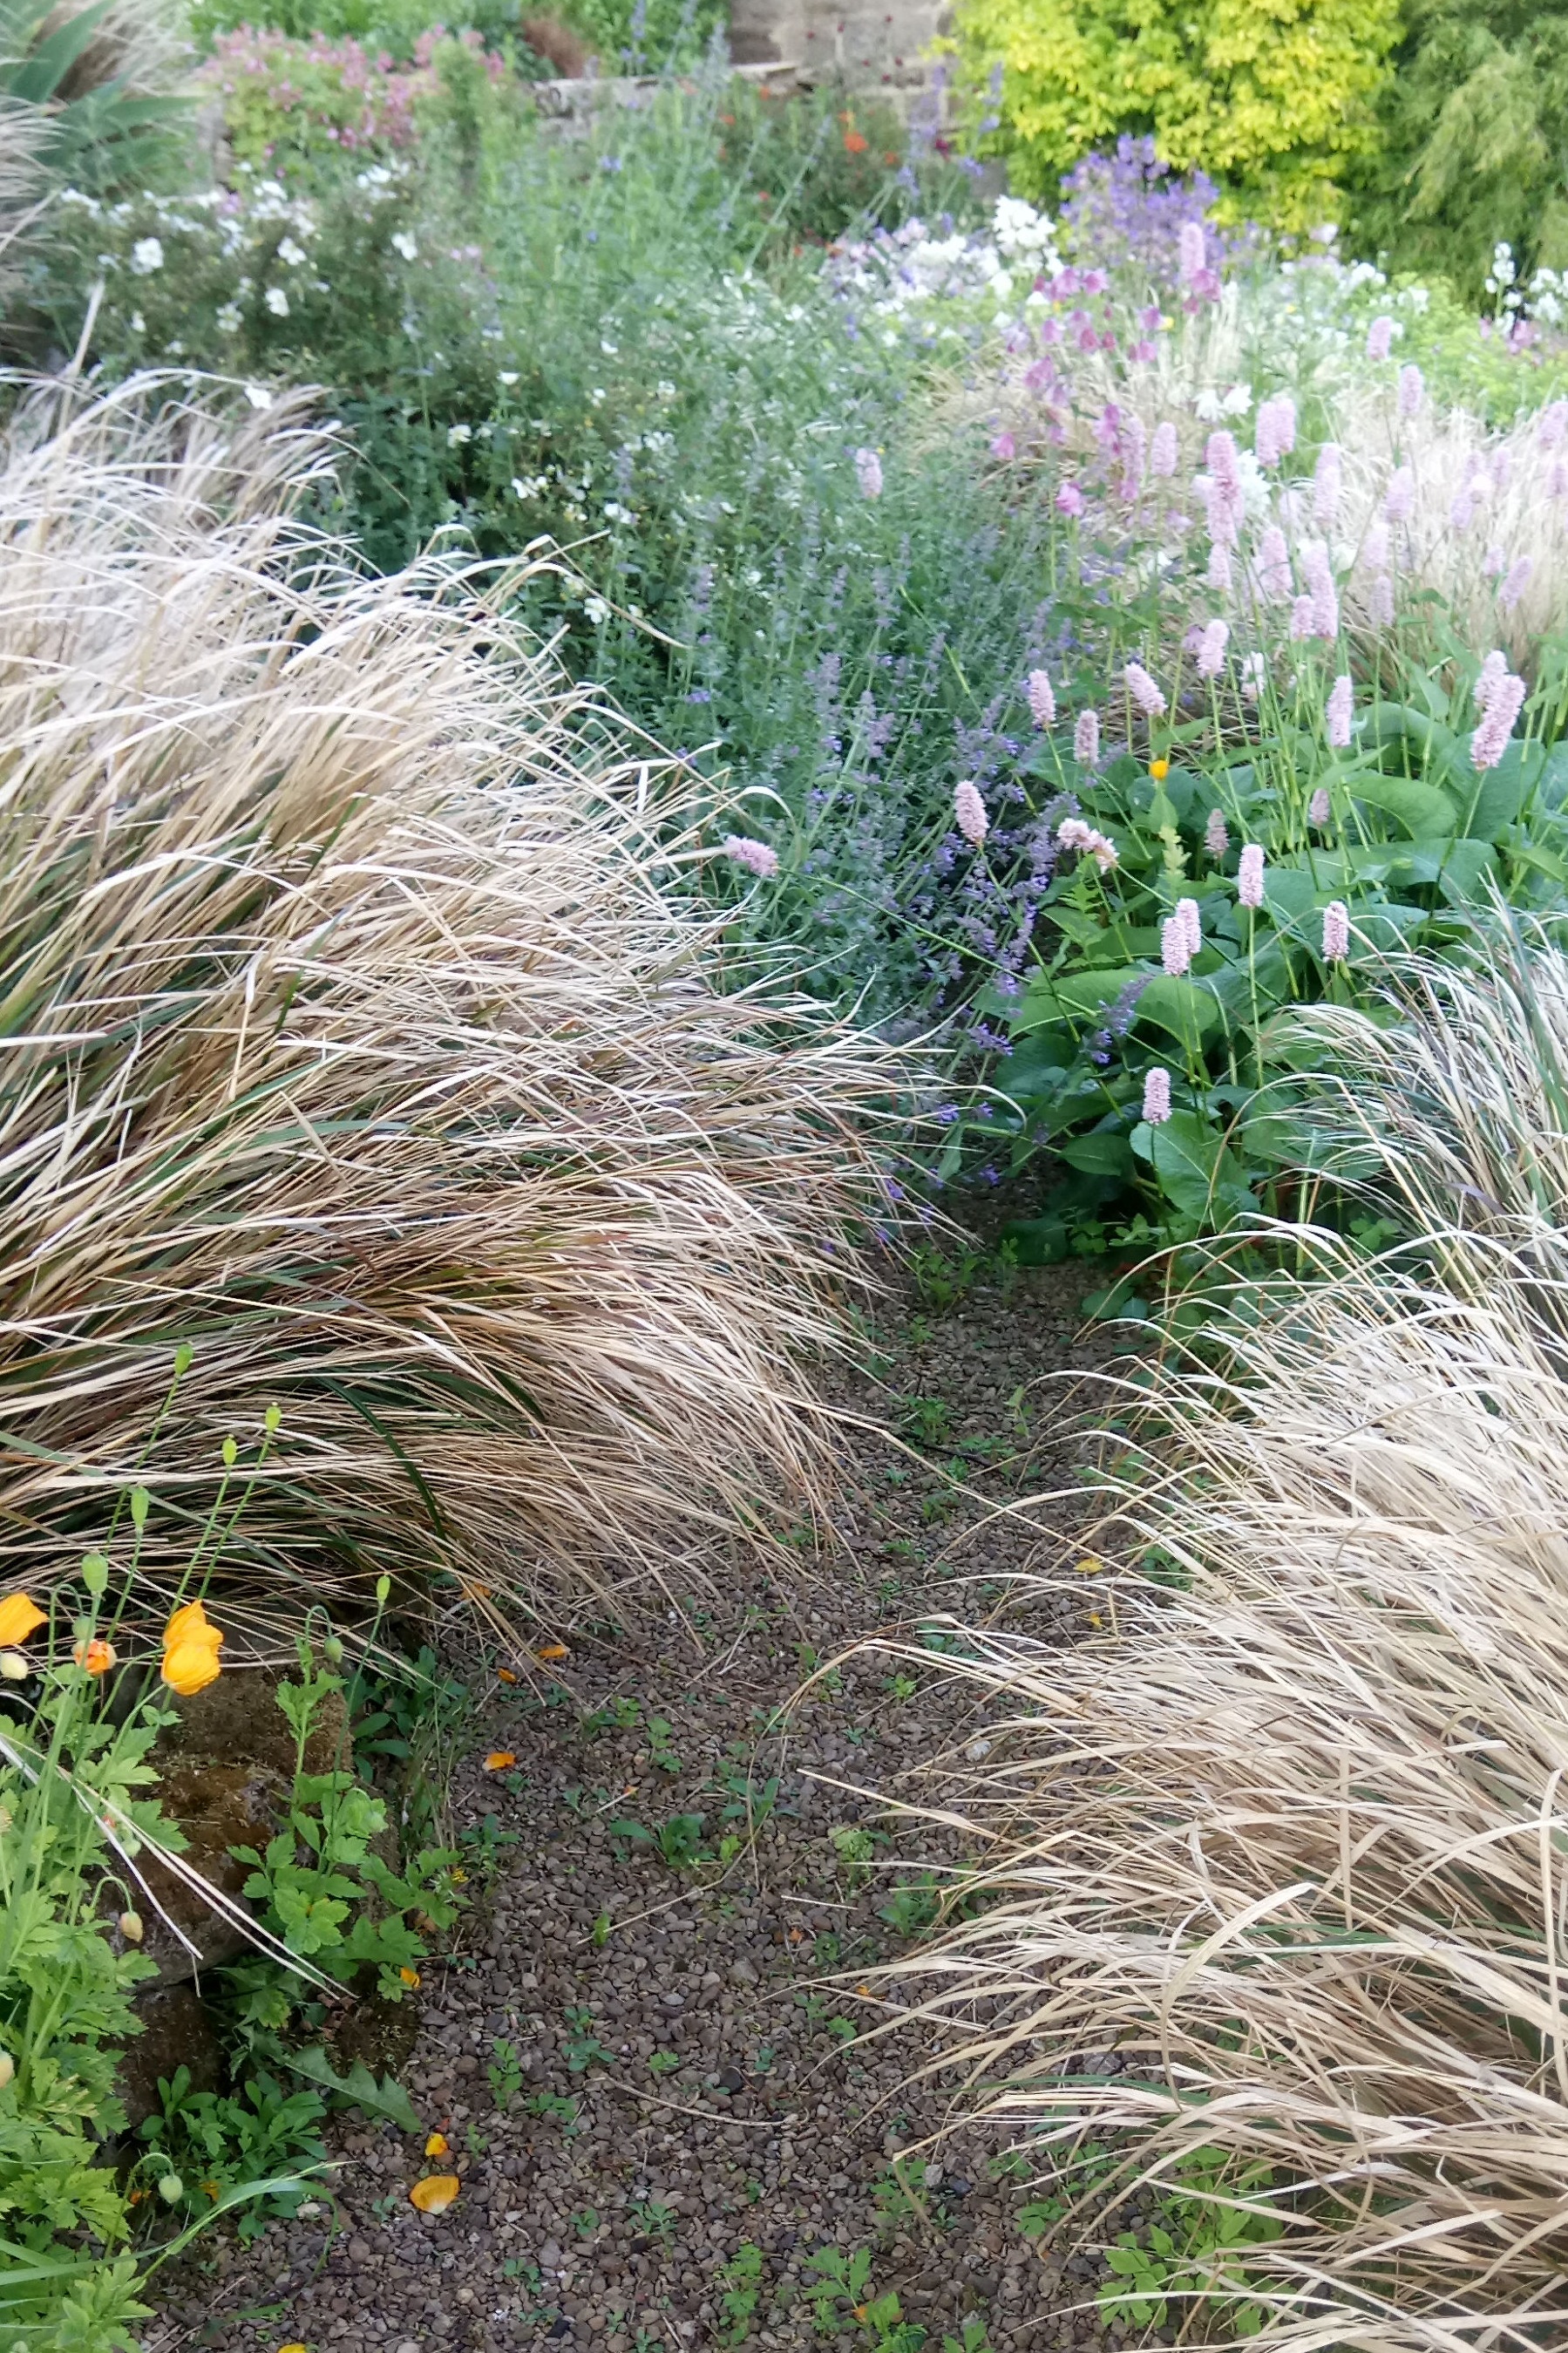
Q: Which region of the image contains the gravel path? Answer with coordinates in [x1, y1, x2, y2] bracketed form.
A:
[151, 1256, 1118, 2353]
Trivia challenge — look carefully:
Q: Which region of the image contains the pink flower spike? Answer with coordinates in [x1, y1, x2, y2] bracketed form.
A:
[1309, 786, 1332, 826]
[1143, 1065, 1173, 1125]
[1026, 669, 1056, 728]
[1313, 443, 1341, 527]
[1151, 420, 1178, 477]
[1177, 895, 1202, 955]
[1196, 617, 1229, 677]
[1500, 555, 1533, 612]
[1161, 915, 1191, 976]
[1205, 430, 1240, 488]
[1303, 540, 1339, 639]
[1367, 316, 1395, 363]
[1475, 649, 1508, 712]
[1056, 480, 1087, 519]
[1206, 541, 1233, 592]
[1326, 674, 1353, 748]
[1257, 526, 1292, 602]
[1074, 708, 1100, 767]
[1321, 900, 1350, 962]
[1470, 670, 1526, 771]
[1205, 806, 1229, 858]
[954, 780, 988, 846]
[1238, 843, 1266, 908]
[1178, 221, 1205, 285]
[1449, 488, 1474, 534]
[1383, 467, 1415, 524]
[1398, 364, 1424, 418]
[853, 447, 883, 499]
[1290, 594, 1315, 642]
[1370, 574, 1395, 627]
[1540, 399, 1568, 451]
[723, 834, 779, 878]
[1548, 458, 1568, 500]
[1363, 513, 1391, 570]
[1123, 661, 1167, 717]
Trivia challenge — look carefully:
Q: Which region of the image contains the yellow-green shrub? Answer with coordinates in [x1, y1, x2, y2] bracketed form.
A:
[950, 0, 1401, 228]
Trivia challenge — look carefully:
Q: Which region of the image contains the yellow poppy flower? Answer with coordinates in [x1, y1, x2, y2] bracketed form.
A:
[161, 1599, 224, 1696]
[0, 1594, 45, 1647]
[410, 2173, 460, 2214]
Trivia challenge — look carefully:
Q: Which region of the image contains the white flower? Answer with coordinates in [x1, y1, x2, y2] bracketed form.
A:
[130, 237, 164, 275]
[584, 594, 610, 624]
[129, 309, 145, 335]
[447, 423, 472, 448]
[215, 303, 241, 335]
[264, 287, 289, 317]
[276, 236, 306, 267]
[390, 231, 418, 262]
[601, 337, 618, 355]
[244, 383, 275, 411]
[1221, 383, 1253, 415]
[498, 371, 519, 385]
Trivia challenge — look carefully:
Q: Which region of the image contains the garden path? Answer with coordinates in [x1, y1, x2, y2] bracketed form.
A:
[151, 1256, 1119, 2353]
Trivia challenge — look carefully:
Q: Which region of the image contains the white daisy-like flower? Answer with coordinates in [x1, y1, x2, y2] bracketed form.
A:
[390, 231, 418, 262]
[264, 287, 289, 317]
[130, 237, 164, 275]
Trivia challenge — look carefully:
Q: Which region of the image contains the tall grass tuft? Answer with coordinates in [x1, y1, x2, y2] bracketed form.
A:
[873, 942, 1568, 2348]
[0, 374, 899, 1639]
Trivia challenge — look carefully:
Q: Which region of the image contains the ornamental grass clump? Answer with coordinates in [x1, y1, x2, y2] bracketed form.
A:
[0, 375, 897, 1641]
[872, 942, 1568, 2347]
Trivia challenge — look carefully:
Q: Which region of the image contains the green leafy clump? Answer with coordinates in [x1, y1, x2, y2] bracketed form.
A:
[947, 0, 1402, 226]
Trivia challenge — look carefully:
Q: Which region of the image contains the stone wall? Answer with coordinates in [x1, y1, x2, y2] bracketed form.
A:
[727, 0, 947, 101]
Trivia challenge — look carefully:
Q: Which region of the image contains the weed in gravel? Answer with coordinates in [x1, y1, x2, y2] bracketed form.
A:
[562, 2004, 614, 2071]
[647, 2050, 682, 2079]
[717, 2241, 764, 2343]
[487, 2037, 524, 2110]
[610, 1811, 710, 1869]
[629, 2198, 678, 2245]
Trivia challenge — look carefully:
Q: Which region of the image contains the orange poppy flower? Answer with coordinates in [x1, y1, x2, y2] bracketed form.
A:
[843, 129, 869, 153]
[0, 1594, 44, 1647]
[424, 2132, 450, 2157]
[73, 1637, 117, 1676]
[410, 2174, 460, 2214]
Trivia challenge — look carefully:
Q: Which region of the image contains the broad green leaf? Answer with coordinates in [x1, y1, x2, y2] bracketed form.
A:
[1347, 773, 1459, 839]
[1132, 1110, 1252, 1223]
[1057, 1129, 1135, 1178]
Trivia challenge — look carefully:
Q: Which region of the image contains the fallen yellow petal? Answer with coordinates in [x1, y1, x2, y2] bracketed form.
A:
[399, 1967, 421, 1988]
[424, 2132, 449, 2157]
[496, 1666, 518, 1684]
[276, 2343, 309, 2353]
[484, 1751, 517, 1771]
[534, 1642, 568, 1662]
[411, 2173, 460, 2214]
[1075, 1556, 1103, 1576]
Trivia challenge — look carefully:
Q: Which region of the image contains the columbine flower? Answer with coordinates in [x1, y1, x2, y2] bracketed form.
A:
[1384, 467, 1415, 523]
[1123, 661, 1166, 716]
[1500, 555, 1533, 611]
[1142, 1066, 1172, 1125]
[1257, 525, 1292, 602]
[1205, 806, 1229, 857]
[1309, 786, 1332, 826]
[1151, 420, 1178, 477]
[1074, 708, 1100, 767]
[1238, 843, 1266, 908]
[1398, 364, 1424, 418]
[1196, 617, 1229, 677]
[1326, 674, 1353, 748]
[1026, 669, 1056, 728]
[1471, 667, 1527, 770]
[723, 834, 779, 877]
[954, 782, 988, 846]
[1322, 900, 1350, 962]
[265, 286, 289, 317]
[1367, 315, 1395, 362]
[854, 447, 883, 498]
[130, 236, 164, 275]
[1313, 442, 1341, 526]
[1177, 896, 1202, 955]
[1161, 914, 1191, 976]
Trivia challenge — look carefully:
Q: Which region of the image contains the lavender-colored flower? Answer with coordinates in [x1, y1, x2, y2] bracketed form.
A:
[1361, 515, 1390, 569]
[1124, 661, 1167, 716]
[1540, 399, 1568, 450]
[1326, 673, 1353, 747]
[1202, 473, 1241, 549]
[990, 431, 1016, 461]
[1384, 467, 1415, 524]
[954, 779, 988, 845]
[1370, 574, 1395, 627]
[723, 834, 779, 878]
[1309, 786, 1332, 826]
[1026, 668, 1056, 728]
[1206, 541, 1233, 592]
[1074, 707, 1100, 767]
[1302, 541, 1339, 638]
[1151, 419, 1178, 477]
[1196, 617, 1229, 677]
[1177, 895, 1202, 955]
[1178, 220, 1205, 284]
[1398, 364, 1424, 418]
[1205, 806, 1229, 857]
[1367, 315, 1395, 363]
[1499, 555, 1533, 611]
[1321, 899, 1350, 962]
[1483, 542, 1506, 578]
[854, 447, 883, 499]
[1470, 669, 1526, 770]
[1255, 394, 1296, 466]
[1548, 458, 1568, 501]
[1475, 649, 1509, 711]
[1238, 842, 1266, 908]
[1205, 429, 1241, 487]
[1143, 1065, 1172, 1125]
[1449, 487, 1475, 533]
[1161, 913, 1191, 976]
[1313, 442, 1341, 526]
[1056, 480, 1087, 519]
[1290, 593, 1316, 642]
[1257, 524, 1292, 602]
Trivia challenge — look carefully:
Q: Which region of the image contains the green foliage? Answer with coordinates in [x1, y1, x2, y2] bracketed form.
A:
[134, 2066, 328, 2245]
[717, 2241, 764, 2343]
[1347, 0, 1568, 295]
[0, 0, 189, 196]
[1098, 2148, 1284, 2335]
[949, 0, 1401, 225]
